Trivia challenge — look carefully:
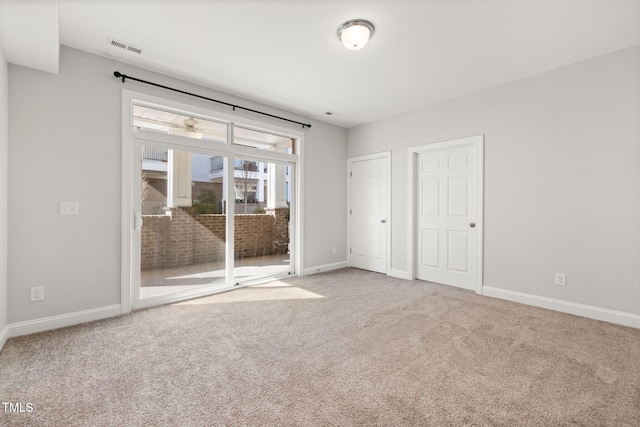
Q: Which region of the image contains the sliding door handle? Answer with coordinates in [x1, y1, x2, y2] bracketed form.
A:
[134, 212, 143, 232]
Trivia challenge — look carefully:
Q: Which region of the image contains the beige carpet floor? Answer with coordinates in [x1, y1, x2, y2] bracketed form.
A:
[1, 268, 640, 426]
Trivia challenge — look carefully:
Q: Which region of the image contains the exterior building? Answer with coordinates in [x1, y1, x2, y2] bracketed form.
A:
[141, 149, 290, 215]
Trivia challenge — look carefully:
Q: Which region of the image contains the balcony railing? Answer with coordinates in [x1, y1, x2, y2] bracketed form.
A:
[210, 156, 223, 172]
[210, 157, 259, 173]
[235, 160, 258, 172]
[143, 146, 168, 162]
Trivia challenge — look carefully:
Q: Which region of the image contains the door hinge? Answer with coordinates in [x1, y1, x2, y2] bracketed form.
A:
[350, 209, 352, 215]
[350, 248, 352, 254]
[350, 171, 352, 177]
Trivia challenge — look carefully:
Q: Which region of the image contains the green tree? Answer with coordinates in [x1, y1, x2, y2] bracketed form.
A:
[193, 187, 219, 214]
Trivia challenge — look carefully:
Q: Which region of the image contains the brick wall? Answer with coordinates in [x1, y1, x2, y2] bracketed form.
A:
[140, 215, 171, 269]
[192, 214, 227, 264]
[267, 207, 290, 254]
[233, 215, 277, 259]
[168, 208, 194, 267]
[140, 208, 290, 269]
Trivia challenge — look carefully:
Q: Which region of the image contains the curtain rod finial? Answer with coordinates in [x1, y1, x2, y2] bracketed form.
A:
[114, 71, 125, 82]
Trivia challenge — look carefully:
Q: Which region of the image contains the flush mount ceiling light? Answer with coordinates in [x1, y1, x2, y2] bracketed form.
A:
[337, 19, 375, 50]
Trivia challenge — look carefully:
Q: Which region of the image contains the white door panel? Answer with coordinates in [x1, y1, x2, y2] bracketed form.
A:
[417, 145, 477, 289]
[448, 230, 469, 273]
[421, 229, 440, 268]
[349, 156, 388, 274]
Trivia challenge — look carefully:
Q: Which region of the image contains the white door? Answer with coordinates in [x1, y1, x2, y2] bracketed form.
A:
[416, 144, 478, 290]
[349, 156, 388, 274]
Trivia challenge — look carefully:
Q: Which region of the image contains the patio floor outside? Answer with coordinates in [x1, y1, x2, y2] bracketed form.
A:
[140, 254, 290, 298]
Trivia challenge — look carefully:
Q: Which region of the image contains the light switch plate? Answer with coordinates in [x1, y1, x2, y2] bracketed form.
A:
[60, 202, 79, 216]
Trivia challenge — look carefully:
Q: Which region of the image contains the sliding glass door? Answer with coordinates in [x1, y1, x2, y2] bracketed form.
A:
[138, 144, 229, 300]
[127, 102, 298, 309]
[233, 157, 293, 284]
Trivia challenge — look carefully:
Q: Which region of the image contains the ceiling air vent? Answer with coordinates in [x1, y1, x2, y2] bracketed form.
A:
[126, 45, 143, 54]
[108, 38, 144, 55]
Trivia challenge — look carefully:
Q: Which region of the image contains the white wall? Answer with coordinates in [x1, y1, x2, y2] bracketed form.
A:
[0, 40, 9, 344]
[303, 119, 348, 268]
[348, 46, 640, 316]
[7, 46, 346, 325]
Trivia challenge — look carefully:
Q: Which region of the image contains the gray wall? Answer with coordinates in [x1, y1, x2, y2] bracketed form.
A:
[7, 46, 346, 324]
[0, 42, 8, 337]
[348, 46, 640, 315]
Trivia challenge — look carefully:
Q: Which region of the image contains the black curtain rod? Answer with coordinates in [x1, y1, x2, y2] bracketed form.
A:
[113, 71, 311, 129]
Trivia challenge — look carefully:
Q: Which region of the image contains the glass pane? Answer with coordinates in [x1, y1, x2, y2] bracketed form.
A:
[133, 104, 228, 143]
[234, 126, 294, 153]
[233, 158, 292, 282]
[140, 145, 228, 299]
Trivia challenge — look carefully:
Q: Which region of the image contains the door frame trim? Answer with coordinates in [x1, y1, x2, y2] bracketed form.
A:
[407, 135, 484, 294]
[347, 151, 392, 275]
[121, 89, 304, 314]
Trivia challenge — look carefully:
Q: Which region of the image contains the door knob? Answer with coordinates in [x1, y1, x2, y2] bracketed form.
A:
[381, 219, 386, 223]
[469, 222, 476, 228]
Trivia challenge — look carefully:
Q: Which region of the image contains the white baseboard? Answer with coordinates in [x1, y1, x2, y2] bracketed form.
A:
[302, 261, 348, 276]
[0, 324, 8, 351]
[482, 286, 640, 329]
[389, 269, 412, 280]
[7, 304, 122, 339]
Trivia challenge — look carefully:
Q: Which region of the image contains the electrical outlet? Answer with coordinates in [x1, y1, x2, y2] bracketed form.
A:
[555, 273, 567, 287]
[60, 202, 79, 216]
[332, 247, 337, 255]
[30, 286, 44, 302]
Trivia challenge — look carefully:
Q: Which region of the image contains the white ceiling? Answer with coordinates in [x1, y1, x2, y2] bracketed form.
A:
[2, 0, 640, 128]
[0, 0, 59, 73]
